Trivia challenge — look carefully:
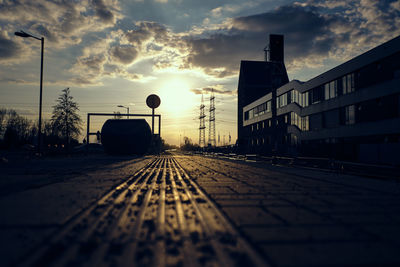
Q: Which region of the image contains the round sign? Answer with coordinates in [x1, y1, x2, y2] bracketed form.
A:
[146, 94, 161, 109]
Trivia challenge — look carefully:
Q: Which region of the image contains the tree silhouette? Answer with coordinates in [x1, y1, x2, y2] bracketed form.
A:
[51, 88, 82, 149]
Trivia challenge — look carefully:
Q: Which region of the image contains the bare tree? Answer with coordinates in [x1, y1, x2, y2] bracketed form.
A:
[51, 88, 82, 148]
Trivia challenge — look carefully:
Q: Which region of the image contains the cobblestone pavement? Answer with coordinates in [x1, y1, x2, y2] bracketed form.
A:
[175, 154, 400, 267]
[9, 155, 265, 267]
[2, 153, 400, 267]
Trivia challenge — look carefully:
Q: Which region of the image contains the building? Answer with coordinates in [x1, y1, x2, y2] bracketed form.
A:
[237, 35, 289, 148]
[238, 35, 400, 164]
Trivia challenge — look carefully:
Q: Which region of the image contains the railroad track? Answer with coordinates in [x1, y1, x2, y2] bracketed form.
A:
[20, 155, 266, 267]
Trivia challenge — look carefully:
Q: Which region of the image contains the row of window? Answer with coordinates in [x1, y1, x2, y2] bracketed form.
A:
[244, 100, 271, 120]
[249, 99, 391, 132]
[277, 89, 310, 109]
[276, 72, 357, 109]
[290, 90, 309, 107]
[250, 134, 293, 146]
[290, 112, 309, 131]
[245, 72, 353, 121]
[251, 120, 272, 132]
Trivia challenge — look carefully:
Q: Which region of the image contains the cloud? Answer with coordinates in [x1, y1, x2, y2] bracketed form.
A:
[3, 0, 400, 86]
[190, 86, 236, 96]
[0, 31, 21, 60]
[0, 0, 122, 51]
[92, 0, 115, 24]
[182, 5, 340, 77]
[182, 1, 400, 78]
[0, 29, 33, 64]
[122, 21, 169, 47]
[109, 45, 139, 65]
[0, 77, 35, 85]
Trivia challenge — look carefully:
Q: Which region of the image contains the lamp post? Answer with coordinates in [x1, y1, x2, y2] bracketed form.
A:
[15, 30, 44, 154]
[117, 105, 129, 119]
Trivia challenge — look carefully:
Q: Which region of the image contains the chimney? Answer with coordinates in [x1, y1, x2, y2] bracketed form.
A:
[264, 34, 284, 63]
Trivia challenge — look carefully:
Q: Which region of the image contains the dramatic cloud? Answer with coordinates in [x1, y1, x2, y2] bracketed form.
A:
[1, 0, 400, 84]
[182, 5, 341, 77]
[0, 0, 121, 50]
[182, 1, 400, 78]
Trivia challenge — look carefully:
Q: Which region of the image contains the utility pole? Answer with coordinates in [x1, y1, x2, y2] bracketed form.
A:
[208, 89, 216, 147]
[199, 94, 206, 147]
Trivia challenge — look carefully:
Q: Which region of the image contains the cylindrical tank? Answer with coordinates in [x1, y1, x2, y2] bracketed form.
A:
[101, 119, 152, 155]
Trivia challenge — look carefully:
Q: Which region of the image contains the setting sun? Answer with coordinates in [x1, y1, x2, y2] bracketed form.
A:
[157, 78, 198, 115]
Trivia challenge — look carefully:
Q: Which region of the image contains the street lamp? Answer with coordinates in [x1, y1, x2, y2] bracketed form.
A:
[117, 105, 129, 119]
[15, 30, 44, 154]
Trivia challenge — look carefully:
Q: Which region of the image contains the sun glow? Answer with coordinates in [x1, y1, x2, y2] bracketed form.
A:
[157, 78, 197, 116]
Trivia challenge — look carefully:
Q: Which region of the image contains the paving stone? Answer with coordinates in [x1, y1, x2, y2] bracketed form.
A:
[242, 225, 373, 243]
[261, 241, 400, 267]
[0, 227, 56, 266]
[266, 207, 330, 225]
[175, 155, 400, 266]
[211, 193, 267, 200]
[362, 225, 400, 244]
[328, 212, 395, 225]
[215, 199, 264, 206]
[222, 206, 283, 225]
[200, 186, 236, 194]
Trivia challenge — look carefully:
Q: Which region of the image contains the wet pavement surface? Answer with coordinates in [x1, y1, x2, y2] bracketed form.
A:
[1, 153, 400, 266]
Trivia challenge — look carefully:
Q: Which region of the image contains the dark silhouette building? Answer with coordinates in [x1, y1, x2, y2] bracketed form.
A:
[237, 35, 289, 147]
[238, 35, 400, 164]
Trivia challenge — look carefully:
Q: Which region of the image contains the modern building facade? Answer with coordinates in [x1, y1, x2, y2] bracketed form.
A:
[238, 35, 400, 164]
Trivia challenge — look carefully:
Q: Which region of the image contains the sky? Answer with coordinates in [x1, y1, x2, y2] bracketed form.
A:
[1, 0, 400, 146]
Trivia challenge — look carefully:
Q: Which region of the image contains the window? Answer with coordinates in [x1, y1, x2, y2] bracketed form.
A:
[266, 101, 271, 113]
[244, 111, 249, 120]
[302, 116, 309, 131]
[291, 134, 298, 145]
[325, 80, 337, 100]
[342, 73, 355, 95]
[262, 121, 265, 128]
[249, 109, 254, 119]
[311, 86, 323, 104]
[290, 90, 295, 104]
[249, 102, 271, 119]
[301, 91, 309, 107]
[277, 93, 288, 108]
[345, 105, 355, 125]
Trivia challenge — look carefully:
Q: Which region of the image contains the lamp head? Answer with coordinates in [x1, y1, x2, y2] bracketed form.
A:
[15, 31, 31, 38]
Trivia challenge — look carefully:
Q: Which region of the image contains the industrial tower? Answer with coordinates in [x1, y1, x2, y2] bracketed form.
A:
[208, 89, 216, 147]
[199, 94, 206, 147]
